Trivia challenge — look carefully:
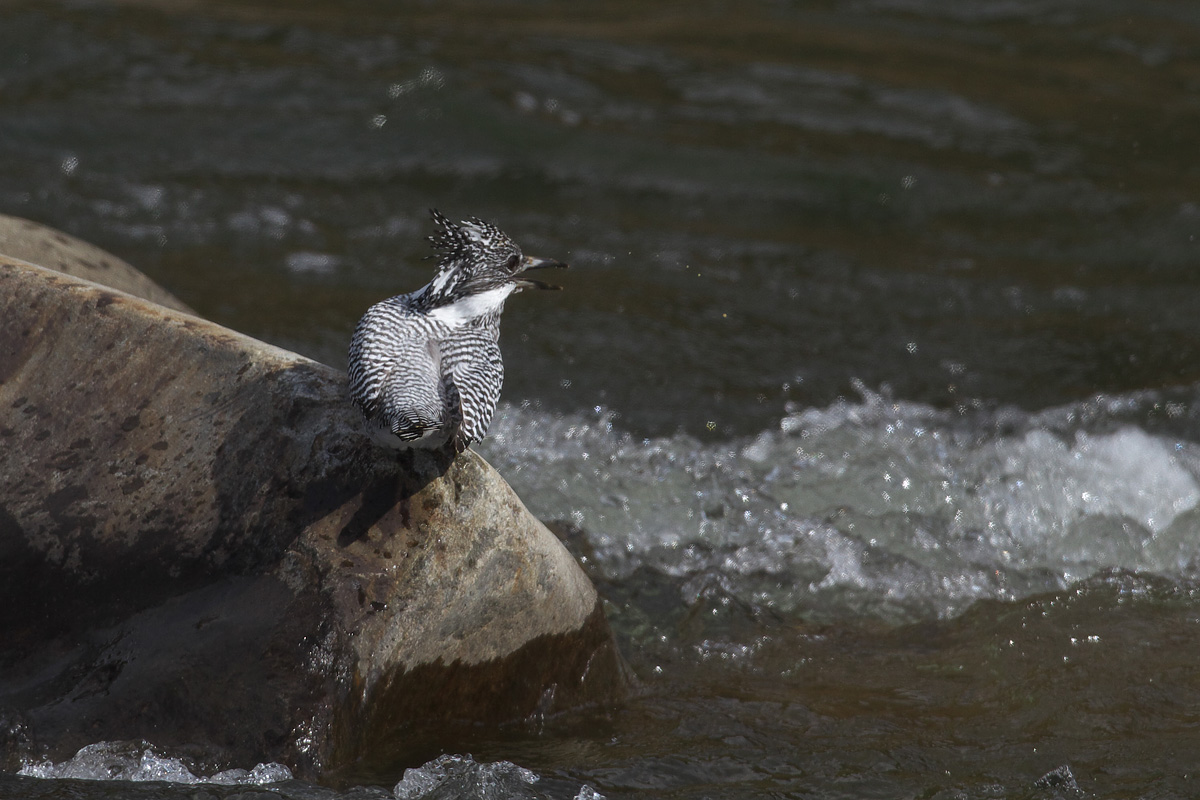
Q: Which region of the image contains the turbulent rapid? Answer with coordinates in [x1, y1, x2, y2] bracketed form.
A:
[481, 384, 1200, 623]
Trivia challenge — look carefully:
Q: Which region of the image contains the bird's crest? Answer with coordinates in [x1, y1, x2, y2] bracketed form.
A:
[424, 209, 523, 302]
[428, 209, 514, 270]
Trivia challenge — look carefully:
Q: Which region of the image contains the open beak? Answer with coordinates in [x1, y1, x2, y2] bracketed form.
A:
[515, 255, 568, 290]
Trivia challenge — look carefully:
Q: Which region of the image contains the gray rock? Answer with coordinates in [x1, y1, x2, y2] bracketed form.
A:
[0, 252, 625, 778]
[0, 213, 193, 313]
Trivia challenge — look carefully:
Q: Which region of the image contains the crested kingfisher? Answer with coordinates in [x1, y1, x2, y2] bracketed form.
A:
[347, 210, 566, 452]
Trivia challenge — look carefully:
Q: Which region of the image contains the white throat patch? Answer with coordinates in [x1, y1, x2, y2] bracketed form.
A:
[426, 284, 516, 327]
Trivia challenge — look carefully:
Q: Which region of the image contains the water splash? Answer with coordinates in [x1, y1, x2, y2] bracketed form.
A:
[480, 383, 1200, 623]
[18, 741, 292, 786]
[393, 754, 604, 800]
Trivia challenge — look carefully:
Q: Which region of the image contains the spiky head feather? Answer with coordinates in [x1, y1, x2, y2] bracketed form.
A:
[428, 210, 521, 271]
[419, 209, 564, 308]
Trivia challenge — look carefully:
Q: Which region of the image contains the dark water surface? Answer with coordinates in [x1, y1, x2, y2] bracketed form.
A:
[3, 0, 1200, 797]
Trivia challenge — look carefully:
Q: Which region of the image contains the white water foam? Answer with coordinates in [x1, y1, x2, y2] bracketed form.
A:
[393, 754, 604, 800]
[18, 740, 292, 786]
[479, 384, 1200, 621]
[16, 744, 603, 800]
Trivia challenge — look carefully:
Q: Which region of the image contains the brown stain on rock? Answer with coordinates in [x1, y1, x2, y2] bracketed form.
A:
[328, 600, 628, 777]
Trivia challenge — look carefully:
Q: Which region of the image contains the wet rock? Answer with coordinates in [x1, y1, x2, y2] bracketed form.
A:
[0, 213, 193, 313]
[0, 254, 626, 778]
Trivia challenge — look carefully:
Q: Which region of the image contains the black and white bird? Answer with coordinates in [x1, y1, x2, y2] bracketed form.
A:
[347, 210, 566, 453]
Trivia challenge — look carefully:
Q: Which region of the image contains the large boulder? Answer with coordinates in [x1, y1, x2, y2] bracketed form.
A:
[0, 213, 193, 314]
[0, 242, 625, 778]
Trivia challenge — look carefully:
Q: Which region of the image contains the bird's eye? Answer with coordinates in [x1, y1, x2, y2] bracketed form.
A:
[506, 253, 521, 271]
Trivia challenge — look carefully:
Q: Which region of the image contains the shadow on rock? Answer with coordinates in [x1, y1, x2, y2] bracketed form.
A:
[336, 449, 455, 547]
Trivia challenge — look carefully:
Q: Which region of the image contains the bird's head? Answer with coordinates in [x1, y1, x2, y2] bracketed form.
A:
[423, 210, 567, 306]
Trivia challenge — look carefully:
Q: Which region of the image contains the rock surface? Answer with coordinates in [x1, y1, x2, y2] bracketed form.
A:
[0, 213, 193, 313]
[0, 240, 625, 778]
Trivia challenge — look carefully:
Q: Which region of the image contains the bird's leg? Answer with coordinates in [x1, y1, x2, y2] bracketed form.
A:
[443, 389, 468, 456]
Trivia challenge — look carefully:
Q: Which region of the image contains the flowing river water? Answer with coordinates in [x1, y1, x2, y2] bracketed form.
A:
[2, 1, 1200, 797]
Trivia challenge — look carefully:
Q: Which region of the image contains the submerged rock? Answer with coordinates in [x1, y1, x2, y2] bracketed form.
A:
[0, 243, 625, 778]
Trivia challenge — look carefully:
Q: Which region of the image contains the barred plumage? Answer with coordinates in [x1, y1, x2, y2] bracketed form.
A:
[347, 210, 566, 452]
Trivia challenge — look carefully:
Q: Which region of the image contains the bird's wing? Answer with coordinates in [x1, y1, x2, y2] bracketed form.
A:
[378, 337, 448, 440]
[348, 304, 448, 440]
[440, 326, 504, 447]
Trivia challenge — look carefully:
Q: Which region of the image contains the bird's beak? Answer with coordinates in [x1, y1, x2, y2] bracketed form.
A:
[514, 278, 563, 291]
[516, 255, 568, 290]
[522, 255, 569, 271]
